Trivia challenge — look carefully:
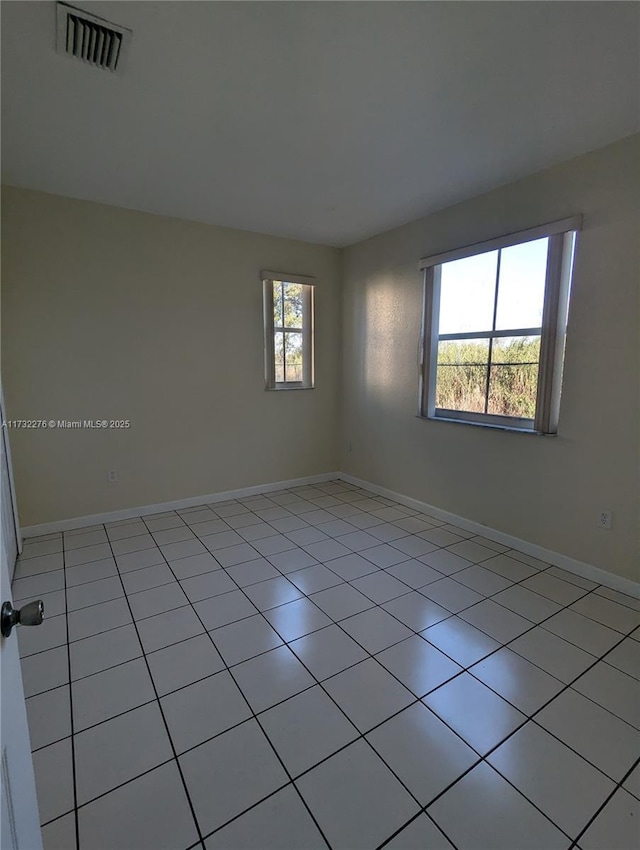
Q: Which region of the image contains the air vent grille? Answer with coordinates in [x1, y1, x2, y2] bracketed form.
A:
[56, 3, 131, 72]
[66, 14, 121, 70]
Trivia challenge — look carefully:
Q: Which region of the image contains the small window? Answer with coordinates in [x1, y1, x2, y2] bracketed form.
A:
[418, 217, 581, 434]
[263, 271, 315, 390]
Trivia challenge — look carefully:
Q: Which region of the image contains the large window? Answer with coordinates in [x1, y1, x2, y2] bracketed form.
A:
[419, 217, 580, 433]
[263, 271, 315, 390]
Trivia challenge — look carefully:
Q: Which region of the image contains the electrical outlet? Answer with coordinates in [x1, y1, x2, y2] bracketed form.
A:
[107, 470, 119, 483]
[597, 510, 612, 530]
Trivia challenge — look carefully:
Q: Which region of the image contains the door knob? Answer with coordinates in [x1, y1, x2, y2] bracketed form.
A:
[1, 600, 45, 638]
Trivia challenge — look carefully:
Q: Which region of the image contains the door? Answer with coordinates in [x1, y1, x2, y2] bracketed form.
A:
[1, 394, 43, 850]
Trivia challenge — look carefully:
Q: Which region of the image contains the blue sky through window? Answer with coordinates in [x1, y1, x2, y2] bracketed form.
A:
[438, 237, 548, 335]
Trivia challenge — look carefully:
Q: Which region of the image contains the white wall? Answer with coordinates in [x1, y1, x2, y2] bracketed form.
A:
[341, 135, 639, 582]
[1, 188, 342, 525]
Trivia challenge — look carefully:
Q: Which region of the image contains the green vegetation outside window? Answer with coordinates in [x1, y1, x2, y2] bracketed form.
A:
[263, 272, 315, 390]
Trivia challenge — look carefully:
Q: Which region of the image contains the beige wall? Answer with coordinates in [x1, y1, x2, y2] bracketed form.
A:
[3, 137, 638, 583]
[1, 188, 341, 525]
[341, 135, 639, 581]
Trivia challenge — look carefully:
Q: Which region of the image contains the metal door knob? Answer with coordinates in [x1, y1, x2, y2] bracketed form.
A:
[1, 600, 45, 638]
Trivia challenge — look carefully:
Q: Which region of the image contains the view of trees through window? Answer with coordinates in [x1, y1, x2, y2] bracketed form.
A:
[273, 281, 304, 383]
[434, 237, 548, 420]
[436, 336, 541, 417]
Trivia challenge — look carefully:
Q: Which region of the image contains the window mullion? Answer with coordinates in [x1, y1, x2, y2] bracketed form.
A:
[282, 327, 288, 384]
[438, 328, 542, 342]
[484, 249, 502, 414]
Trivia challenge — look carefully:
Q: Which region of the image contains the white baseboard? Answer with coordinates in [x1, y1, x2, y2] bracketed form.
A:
[339, 473, 640, 599]
[21, 468, 638, 599]
[21, 472, 341, 538]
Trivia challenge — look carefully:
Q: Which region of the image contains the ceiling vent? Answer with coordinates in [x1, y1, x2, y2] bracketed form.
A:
[56, 3, 131, 72]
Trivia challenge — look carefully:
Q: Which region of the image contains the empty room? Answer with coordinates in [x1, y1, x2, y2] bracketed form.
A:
[1, 2, 638, 849]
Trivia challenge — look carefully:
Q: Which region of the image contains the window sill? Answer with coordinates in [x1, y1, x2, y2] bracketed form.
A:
[265, 385, 315, 392]
[417, 414, 556, 436]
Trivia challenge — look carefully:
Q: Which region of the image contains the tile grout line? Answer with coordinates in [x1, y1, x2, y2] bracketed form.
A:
[141, 497, 640, 847]
[184, 510, 600, 848]
[39, 752, 176, 827]
[18, 484, 640, 612]
[21, 550, 638, 736]
[135, 495, 473, 847]
[18, 481, 639, 849]
[567, 753, 640, 850]
[61, 523, 81, 850]
[24, 490, 640, 744]
[32, 561, 640, 752]
[19, 493, 639, 612]
[375, 589, 640, 847]
[20, 494, 637, 620]
[317, 588, 616, 846]
[414, 593, 639, 845]
[74, 570, 638, 676]
[119, 484, 636, 840]
[29, 584, 640, 824]
[254, 487, 640, 843]
[18, 547, 634, 669]
[99, 532, 207, 848]
[135, 514, 335, 850]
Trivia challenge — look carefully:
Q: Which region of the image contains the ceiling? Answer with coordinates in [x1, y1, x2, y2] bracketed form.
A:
[2, 2, 638, 247]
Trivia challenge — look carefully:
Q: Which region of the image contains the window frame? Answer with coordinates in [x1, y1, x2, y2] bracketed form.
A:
[418, 216, 581, 434]
[262, 271, 315, 391]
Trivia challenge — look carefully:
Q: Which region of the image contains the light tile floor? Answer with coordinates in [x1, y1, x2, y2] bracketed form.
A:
[14, 480, 640, 850]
